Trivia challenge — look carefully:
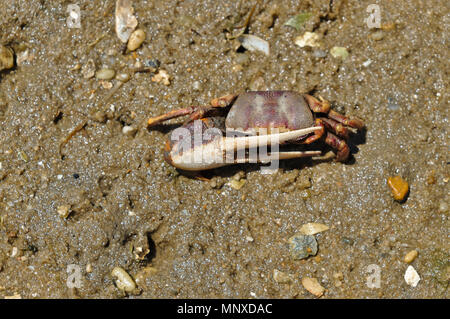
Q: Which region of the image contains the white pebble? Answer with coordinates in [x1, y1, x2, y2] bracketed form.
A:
[96, 68, 116, 80]
[122, 125, 137, 136]
[295, 32, 321, 48]
[362, 59, 372, 67]
[10, 247, 18, 257]
[192, 81, 201, 91]
[404, 265, 420, 287]
[57, 205, 71, 219]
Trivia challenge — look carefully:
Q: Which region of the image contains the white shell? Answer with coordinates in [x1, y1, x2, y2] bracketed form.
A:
[115, 0, 138, 43]
[404, 265, 420, 287]
[238, 35, 270, 56]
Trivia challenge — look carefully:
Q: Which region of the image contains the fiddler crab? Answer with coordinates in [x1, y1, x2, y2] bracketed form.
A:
[147, 91, 364, 171]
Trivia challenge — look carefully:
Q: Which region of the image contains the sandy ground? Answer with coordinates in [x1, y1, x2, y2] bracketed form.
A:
[0, 0, 448, 298]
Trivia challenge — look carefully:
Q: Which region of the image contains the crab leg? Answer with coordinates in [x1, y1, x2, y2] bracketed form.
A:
[321, 117, 350, 139]
[302, 118, 326, 144]
[147, 107, 196, 126]
[304, 95, 330, 113]
[148, 94, 238, 127]
[328, 110, 364, 130]
[325, 132, 350, 162]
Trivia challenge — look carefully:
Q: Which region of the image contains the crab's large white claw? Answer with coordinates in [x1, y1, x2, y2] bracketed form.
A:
[168, 126, 322, 171]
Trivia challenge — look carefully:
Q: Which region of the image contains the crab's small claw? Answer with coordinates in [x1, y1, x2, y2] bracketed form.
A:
[210, 94, 238, 107]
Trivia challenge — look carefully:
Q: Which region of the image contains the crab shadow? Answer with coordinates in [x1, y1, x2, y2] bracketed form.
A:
[146, 123, 181, 135]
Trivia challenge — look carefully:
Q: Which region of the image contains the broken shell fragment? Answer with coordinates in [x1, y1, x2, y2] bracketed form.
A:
[238, 34, 270, 56]
[115, 0, 138, 43]
[404, 265, 420, 287]
[301, 277, 325, 297]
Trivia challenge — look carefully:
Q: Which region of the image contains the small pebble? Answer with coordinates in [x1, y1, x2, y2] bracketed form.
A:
[371, 30, 385, 41]
[100, 80, 113, 89]
[116, 72, 131, 83]
[404, 250, 418, 263]
[127, 29, 146, 51]
[151, 69, 170, 86]
[381, 22, 396, 31]
[86, 263, 93, 273]
[192, 81, 201, 91]
[273, 269, 292, 284]
[404, 265, 420, 287]
[362, 59, 372, 67]
[93, 111, 107, 123]
[10, 247, 18, 258]
[228, 179, 246, 190]
[312, 49, 327, 58]
[288, 234, 318, 260]
[387, 97, 400, 111]
[16, 49, 33, 66]
[299, 223, 329, 235]
[96, 68, 116, 80]
[145, 59, 160, 69]
[333, 272, 344, 280]
[438, 201, 448, 213]
[387, 176, 409, 201]
[0, 45, 14, 71]
[111, 266, 136, 293]
[122, 125, 137, 136]
[235, 53, 250, 66]
[341, 237, 354, 246]
[301, 277, 325, 297]
[426, 171, 436, 184]
[57, 205, 71, 219]
[295, 32, 321, 48]
[82, 59, 96, 79]
[330, 46, 349, 60]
